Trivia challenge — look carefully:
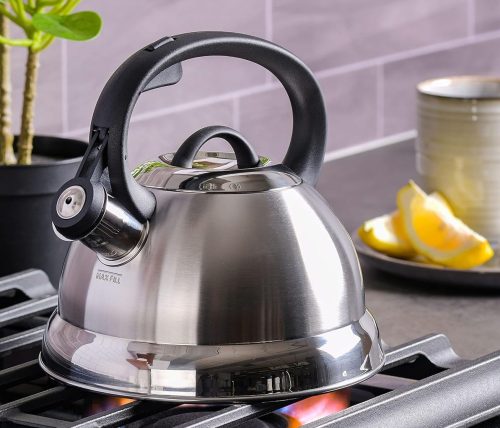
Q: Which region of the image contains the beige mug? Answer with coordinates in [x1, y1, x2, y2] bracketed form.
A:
[416, 76, 500, 249]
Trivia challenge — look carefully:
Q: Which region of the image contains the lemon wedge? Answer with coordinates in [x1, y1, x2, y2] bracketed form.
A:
[428, 191, 453, 214]
[358, 210, 415, 258]
[397, 181, 494, 269]
[358, 191, 452, 259]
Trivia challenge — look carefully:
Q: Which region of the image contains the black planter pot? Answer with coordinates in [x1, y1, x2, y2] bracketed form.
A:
[0, 136, 87, 286]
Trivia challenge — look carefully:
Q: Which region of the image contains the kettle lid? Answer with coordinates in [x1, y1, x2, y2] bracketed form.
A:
[133, 126, 301, 193]
[133, 151, 301, 193]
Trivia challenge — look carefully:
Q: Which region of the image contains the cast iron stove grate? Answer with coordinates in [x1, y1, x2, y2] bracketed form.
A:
[0, 269, 500, 427]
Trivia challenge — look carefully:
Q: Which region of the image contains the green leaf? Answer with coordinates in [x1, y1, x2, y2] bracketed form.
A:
[32, 11, 102, 41]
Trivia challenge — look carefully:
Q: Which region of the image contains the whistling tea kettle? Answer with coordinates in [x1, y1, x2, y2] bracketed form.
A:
[40, 32, 384, 402]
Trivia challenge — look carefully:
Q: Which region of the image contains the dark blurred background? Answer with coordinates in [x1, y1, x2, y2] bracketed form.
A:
[9, 0, 500, 165]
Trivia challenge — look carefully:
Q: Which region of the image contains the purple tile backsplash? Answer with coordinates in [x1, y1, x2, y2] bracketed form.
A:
[7, 0, 500, 161]
[383, 36, 500, 135]
[127, 100, 234, 166]
[66, 0, 268, 131]
[273, 0, 469, 72]
[239, 67, 379, 160]
[475, 0, 500, 33]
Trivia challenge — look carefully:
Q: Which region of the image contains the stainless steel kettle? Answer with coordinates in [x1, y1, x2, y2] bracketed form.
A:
[40, 31, 384, 402]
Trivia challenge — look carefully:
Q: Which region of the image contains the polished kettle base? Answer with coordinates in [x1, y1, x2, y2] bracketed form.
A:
[40, 311, 384, 403]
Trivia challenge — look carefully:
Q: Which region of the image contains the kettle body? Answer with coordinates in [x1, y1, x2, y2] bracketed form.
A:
[40, 32, 384, 401]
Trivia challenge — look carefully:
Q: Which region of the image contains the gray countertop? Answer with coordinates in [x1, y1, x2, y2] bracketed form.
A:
[316, 138, 500, 359]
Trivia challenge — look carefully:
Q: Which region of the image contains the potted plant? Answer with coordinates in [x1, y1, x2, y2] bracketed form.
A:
[0, 1, 101, 285]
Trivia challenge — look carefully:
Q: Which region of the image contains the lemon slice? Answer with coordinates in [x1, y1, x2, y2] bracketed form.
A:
[397, 181, 494, 269]
[358, 210, 416, 258]
[358, 191, 451, 259]
[428, 191, 453, 214]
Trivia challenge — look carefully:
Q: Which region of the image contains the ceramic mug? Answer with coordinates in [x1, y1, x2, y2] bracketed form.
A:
[416, 76, 500, 248]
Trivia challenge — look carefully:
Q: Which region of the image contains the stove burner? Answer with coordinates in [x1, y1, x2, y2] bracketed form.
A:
[1, 269, 500, 427]
[149, 411, 288, 428]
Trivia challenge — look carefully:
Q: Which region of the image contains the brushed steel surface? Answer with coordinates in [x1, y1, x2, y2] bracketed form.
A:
[80, 194, 148, 264]
[40, 310, 384, 402]
[57, 183, 366, 345]
[45, 152, 385, 399]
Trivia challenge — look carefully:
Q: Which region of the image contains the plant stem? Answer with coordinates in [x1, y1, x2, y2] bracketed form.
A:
[10, 0, 29, 30]
[18, 46, 39, 165]
[0, 35, 32, 46]
[0, 5, 24, 27]
[12, 0, 27, 24]
[0, 15, 15, 165]
[53, 0, 80, 15]
[33, 33, 53, 52]
[38, 0, 63, 6]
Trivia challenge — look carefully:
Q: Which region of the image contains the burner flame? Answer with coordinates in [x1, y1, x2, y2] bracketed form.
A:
[87, 396, 135, 416]
[278, 390, 350, 427]
[84, 391, 349, 425]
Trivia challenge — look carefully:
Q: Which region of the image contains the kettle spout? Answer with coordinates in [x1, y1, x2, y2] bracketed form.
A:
[78, 193, 148, 264]
[52, 180, 148, 265]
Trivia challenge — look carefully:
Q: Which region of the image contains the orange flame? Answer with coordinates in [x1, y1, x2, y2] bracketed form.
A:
[115, 397, 135, 406]
[87, 396, 135, 416]
[278, 389, 350, 427]
[85, 391, 349, 425]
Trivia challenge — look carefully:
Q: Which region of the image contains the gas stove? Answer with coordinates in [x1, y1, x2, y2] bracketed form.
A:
[1, 269, 500, 427]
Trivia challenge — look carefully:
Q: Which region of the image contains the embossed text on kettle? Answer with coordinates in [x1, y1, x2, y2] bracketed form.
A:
[95, 269, 122, 284]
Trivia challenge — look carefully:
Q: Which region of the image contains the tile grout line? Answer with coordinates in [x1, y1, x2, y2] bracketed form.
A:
[131, 83, 277, 123]
[265, 0, 274, 84]
[62, 28, 500, 138]
[315, 28, 500, 80]
[63, 90, 260, 138]
[323, 130, 416, 163]
[60, 40, 69, 134]
[376, 63, 384, 138]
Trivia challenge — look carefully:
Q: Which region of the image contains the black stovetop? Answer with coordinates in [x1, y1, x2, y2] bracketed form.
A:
[1, 269, 500, 428]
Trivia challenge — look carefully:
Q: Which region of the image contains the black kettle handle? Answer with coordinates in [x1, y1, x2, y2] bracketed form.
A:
[90, 31, 327, 221]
